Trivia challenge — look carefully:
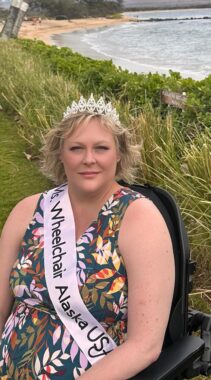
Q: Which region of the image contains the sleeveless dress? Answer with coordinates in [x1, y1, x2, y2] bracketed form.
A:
[0, 187, 143, 379]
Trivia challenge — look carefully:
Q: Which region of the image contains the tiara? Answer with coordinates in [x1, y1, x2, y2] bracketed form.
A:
[63, 94, 120, 125]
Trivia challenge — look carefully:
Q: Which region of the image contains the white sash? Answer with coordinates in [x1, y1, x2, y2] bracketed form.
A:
[44, 184, 117, 365]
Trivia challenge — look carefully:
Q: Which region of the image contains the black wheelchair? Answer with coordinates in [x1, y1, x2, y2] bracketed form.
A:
[122, 183, 211, 380]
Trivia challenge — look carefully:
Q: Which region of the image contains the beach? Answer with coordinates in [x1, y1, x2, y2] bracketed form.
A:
[1, 8, 210, 79]
[17, 16, 132, 45]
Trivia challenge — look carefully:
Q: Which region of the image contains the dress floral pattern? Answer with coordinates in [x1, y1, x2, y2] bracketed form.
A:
[0, 187, 142, 379]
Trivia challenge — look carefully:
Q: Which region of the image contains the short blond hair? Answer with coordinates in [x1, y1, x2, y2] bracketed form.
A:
[41, 112, 140, 184]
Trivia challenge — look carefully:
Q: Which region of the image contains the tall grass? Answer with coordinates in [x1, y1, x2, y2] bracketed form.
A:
[132, 105, 211, 296]
[133, 105, 211, 250]
[0, 40, 79, 154]
[0, 113, 50, 229]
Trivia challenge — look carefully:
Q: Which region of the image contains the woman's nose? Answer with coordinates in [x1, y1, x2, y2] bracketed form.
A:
[83, 150, 96, 164]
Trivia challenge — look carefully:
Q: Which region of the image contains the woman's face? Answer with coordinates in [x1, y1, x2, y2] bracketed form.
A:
[60, 118, 120, 196]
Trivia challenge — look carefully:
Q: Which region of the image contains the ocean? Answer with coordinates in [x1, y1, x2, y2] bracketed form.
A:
[52, 8, 211, 80]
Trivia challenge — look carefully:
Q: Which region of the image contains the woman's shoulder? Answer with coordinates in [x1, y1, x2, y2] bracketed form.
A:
[122, 195, 165, 227]
[119, 195, 172, 254]
[118, 186, 145, 205]
[11, 193, 42, 218]
[1, 193, 43, 241]
[119, 191, 171, 241]
[118, 186, 153, 211]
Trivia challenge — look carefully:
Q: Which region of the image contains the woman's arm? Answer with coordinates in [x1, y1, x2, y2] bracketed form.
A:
[79, 197, 175, 380]
[0, 194, 40, 338]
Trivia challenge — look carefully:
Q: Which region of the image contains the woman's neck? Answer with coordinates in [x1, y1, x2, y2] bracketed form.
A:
[68, 182, 121, 217]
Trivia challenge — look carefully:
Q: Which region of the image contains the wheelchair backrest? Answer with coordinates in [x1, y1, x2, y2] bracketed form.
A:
[126, 183, 191, 347]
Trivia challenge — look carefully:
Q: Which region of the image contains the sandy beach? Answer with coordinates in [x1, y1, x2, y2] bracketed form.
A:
[17, 16, 132, 45]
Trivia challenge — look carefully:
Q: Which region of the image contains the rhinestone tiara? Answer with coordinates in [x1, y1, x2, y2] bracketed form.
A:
[63, 94, 120, 125]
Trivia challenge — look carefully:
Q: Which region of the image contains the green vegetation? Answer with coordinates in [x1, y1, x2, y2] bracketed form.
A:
[0, 112, 50, 227]
[29, 0, 123, 18]
[0, 40, 79, 153]
[0, 37, 210, 380]
[16, 38, 211, 134]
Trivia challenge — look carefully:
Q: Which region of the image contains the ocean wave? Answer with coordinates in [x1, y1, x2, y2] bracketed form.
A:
[52, 8, 211, 79]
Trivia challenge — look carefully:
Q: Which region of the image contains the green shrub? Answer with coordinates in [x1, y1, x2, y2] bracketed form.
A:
[16, 39, 211, 132]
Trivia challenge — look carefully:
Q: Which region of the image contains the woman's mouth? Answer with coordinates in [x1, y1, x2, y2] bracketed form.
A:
[79, 171, 100, 177]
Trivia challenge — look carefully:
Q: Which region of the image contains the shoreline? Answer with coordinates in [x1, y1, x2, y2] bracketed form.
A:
[18, 16, 132, 45]
[16, 8, 211, 45]
[1, 9, 209, 80]
[16, 8, 211, 46]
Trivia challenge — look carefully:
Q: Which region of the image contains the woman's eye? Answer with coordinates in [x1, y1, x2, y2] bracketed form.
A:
[69, 146, 82, 151]
[96, 146, 109, 150]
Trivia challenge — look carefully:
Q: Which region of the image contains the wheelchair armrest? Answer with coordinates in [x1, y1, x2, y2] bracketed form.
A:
[130, 335, 205, 380]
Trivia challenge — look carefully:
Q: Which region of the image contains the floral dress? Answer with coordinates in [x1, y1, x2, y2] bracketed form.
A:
[0, 187, 142, 379]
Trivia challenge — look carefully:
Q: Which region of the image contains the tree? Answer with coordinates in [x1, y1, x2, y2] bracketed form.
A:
[0, 0, 30, 40]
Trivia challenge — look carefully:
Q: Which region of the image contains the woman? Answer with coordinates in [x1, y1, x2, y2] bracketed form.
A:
[0, 94, 175, 379]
